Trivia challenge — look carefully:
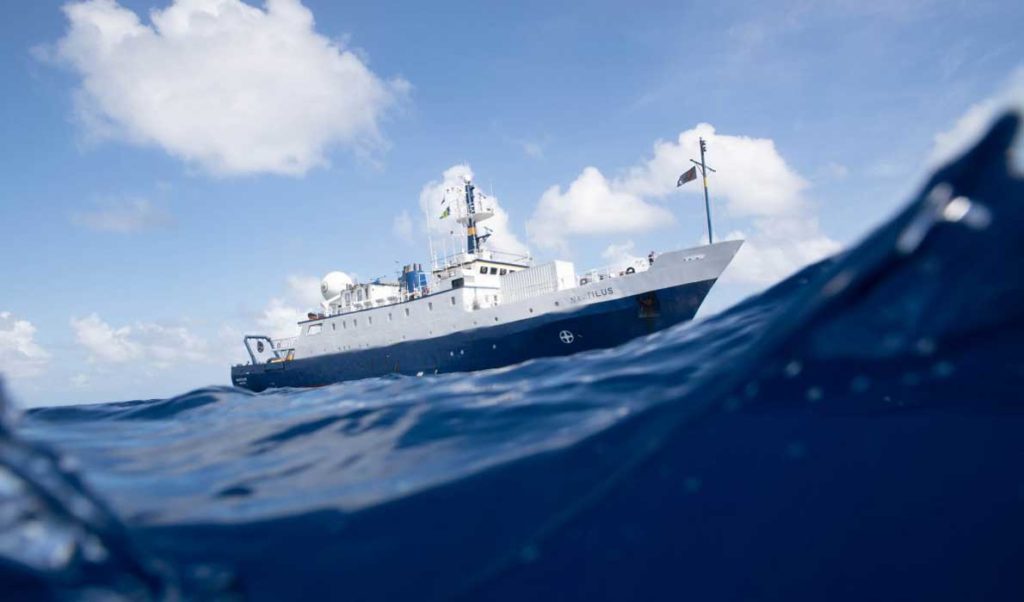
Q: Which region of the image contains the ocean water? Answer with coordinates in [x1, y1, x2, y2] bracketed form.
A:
[2, 115, 1023, 601]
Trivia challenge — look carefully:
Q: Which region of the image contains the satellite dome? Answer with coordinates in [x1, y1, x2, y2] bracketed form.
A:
[321, 271, 352, 300]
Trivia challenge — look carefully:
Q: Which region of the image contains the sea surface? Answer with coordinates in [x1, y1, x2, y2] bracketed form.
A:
[2, 116, 1023, 601]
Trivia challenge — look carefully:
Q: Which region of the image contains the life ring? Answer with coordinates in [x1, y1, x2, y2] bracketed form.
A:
[579, 277, 589, 285]
[625, 267, 636, 274]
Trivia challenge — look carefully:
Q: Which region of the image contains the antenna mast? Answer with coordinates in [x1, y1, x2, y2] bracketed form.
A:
[690, 137, 717, 244]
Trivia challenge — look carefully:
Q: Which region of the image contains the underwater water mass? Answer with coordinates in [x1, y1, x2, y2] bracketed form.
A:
[2, 116, 1024, 601]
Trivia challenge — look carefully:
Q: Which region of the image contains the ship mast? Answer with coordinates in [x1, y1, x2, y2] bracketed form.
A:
[462, 175, 481, 255]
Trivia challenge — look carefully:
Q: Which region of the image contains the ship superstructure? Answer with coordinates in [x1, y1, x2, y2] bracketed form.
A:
[231, 174, 741, 391]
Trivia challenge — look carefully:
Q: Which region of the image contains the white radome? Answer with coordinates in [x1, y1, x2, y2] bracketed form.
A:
[320, 271, 353, 299]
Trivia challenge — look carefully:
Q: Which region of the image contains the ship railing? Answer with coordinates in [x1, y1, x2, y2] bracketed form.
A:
[579, 258, 651, 284]
[432, 249, 533, 271]
[242, 335, 296, 366]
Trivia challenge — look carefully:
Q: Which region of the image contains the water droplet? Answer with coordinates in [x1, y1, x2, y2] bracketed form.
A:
[784, 361, 802, 378]
[823, 271, 853, 296]
[942, 196, 992, 229]
[81, 534, 109, 563]
[915, 338, 937, 356]
[941, 196, 972, 221]
[806, 387, 823, 402]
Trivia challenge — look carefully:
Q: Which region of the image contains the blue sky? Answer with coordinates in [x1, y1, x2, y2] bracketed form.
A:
[1, 0, 1022, 407]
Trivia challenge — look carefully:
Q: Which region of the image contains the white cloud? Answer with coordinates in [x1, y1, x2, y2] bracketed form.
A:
[419, 164, 530, 258]
[52, 0, 407, 176]
[529, 123, 840, 284]
[600, 240, 648, 273]
[70, 313, 209, 366]
[392, 210, 413, 239]
[929, 67, 1024, 166]
[527, 167, 674, 253]
[256, 274, 334, 339]
[823, 161, 849, 180]
[521, 140, 544, 159]
[721, 218, 841, 285]
[619, 123, 809, 217]
[0, 312, 51, 379]
[71, 197, 172, 232]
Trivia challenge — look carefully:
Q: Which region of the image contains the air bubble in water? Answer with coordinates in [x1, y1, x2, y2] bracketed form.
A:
[806, 387, 823, 402]
[784, 361, 802, 378]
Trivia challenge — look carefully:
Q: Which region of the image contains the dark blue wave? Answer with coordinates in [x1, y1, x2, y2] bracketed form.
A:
[3, 114, 1023, 600]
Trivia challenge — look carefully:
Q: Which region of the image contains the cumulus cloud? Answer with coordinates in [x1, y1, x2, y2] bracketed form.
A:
[527, 123, 839, 283]
[419, 164, 530, 258]
[392, 210, 413, 239]
[527, 167, 675, 253]
[720, 218, 841, 285]
[71, 313, 209, 366]
[256, 274, 333, 338]
[71, 197, 172, 232]
[929, 67, 1024, 166]
[51, 0, 407, 176]
[619, 123, 810, 217]
[600, 240, 648, 272]
[0, 312, 51, 379]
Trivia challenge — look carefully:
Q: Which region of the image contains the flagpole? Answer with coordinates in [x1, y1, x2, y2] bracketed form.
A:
[699, 137, 713, 244]
[688, 138, 717, 245]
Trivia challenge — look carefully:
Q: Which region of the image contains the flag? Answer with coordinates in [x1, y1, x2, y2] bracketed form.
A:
[439, 206, 450, 219]
[677, 166, 698, 187]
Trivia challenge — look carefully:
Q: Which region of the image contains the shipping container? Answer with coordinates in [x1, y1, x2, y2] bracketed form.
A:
[500, 261, 577, 304]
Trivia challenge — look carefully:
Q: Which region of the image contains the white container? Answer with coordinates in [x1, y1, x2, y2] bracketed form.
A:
[500, 260, 576, 304]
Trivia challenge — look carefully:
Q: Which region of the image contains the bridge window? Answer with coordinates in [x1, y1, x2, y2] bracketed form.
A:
[404, 307, 410, 317]
[332, 322, 336, 331]
[450, 296, 456, 306]
[307, 324, 322, 335]
[388, 313, 393, 322]
[489, 267, 498, 275]
[368, 316, 373, 325]
[428, 302, 433, 311]
[479, 266, 487, 274]
[500, 269, 507, 275]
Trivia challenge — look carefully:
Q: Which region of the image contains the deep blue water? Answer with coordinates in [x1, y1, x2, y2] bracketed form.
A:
[2, 115, 1023, 601]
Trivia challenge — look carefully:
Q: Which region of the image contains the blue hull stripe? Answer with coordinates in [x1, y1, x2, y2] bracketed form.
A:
[231, 279, 716, 391]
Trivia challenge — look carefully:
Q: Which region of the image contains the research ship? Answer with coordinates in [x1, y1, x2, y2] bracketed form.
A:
[231, 174, 741, 392]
